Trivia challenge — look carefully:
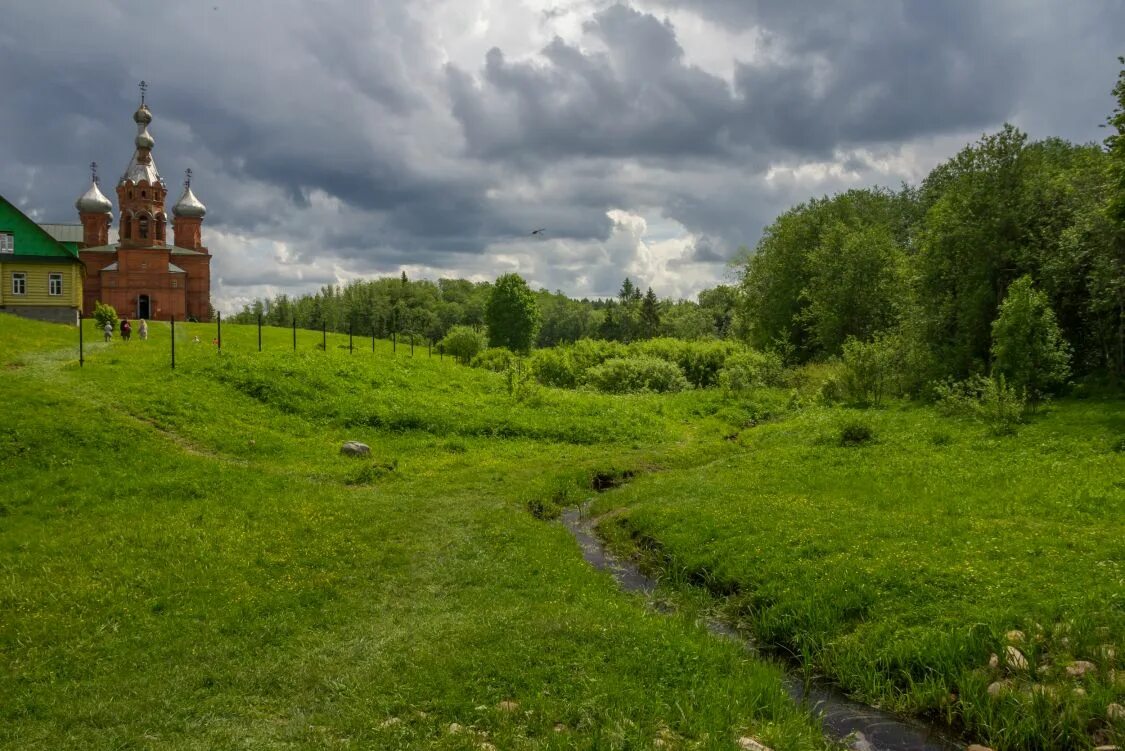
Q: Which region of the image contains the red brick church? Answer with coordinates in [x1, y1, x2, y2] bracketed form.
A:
[75, 88, 212, 321]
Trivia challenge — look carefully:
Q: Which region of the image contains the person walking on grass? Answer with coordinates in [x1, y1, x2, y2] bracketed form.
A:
[139, 319, 148, 341]
[121, 319, 132, 342]
[103, 321, 113, 342]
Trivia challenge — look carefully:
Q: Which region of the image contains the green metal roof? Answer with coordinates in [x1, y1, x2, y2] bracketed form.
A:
[0, 195, 81, 262]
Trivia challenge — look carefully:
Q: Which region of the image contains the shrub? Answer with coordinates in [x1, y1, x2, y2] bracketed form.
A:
[976, 375, 1027, 436]
[838, 420, 875, 446]
[470, 347, 515, 372]
[633, 338, 736, 387]
[529, 347, 578, 388]
[933, 374, 1027, 435]
[584, 356, 690, 394]
[440, 325, 487, 365]
[930, 431, 954, 446]
[839, 333, 902, 406]
[93, 300, 118, 330]
[718, 350, 786, 392]
[346, 458, 398, 485]
[991, 275, 1071, 402]
[932, 376, 985, 417]
[818, 375, 844, 405]
[568, 339, 628, 374]
[503, 359, 537, 401]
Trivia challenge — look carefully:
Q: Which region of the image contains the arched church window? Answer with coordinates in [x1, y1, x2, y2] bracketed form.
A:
[139, 215, 149, 240]
[156, 214, 166, 242]
[122, 213, 132, 239]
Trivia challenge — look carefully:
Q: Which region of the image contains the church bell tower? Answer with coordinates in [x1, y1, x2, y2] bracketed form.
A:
[115, 81, 169, 248]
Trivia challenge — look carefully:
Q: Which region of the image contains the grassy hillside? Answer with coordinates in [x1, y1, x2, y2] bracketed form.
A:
[0, 314, 823, 751]
[591, 403, 1125, 750]
[3, 313, 1123, 750]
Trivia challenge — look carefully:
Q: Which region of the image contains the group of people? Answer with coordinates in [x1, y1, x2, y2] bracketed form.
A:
[103, 318, 148, 343]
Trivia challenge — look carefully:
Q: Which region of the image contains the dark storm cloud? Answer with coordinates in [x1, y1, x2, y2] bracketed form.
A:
[446, 2, 1023, 166]
[0, 0, 1122, 306]
[686, 236, 726, 263]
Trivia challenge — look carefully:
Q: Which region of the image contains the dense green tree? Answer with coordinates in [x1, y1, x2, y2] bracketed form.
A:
[536, 290, 598, 346]
[800, 222, 907, 355]
[913, 125, 1031, 377]
[991, 276, 1071, 400]
[1099, 57, 1125, 373]
[697, 285, 739, 338]
[640, 287, 661, 339]
[485, 273, 541, 353]
[619, 277, 641, 303]
[658, 300, 714, 340]
[439, 325, 488, 364]
[738, 188, 911, 358]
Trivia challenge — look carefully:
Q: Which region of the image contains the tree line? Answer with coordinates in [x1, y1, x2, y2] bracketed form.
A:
[229, 270, 739, 347]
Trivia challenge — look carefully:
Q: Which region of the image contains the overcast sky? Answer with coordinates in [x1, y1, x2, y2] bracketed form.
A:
[1, 1, 1121, 312]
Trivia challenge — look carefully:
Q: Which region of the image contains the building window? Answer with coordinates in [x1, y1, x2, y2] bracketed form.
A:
[12, 272, 26, 295]
[139, 215, 149, 239]
[0, 232, 13, 253]
[49, 273, 63, 296]
[171, 279, 178, 288]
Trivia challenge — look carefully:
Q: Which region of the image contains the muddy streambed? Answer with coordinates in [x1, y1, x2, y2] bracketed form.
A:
[561, 508, 961, 751]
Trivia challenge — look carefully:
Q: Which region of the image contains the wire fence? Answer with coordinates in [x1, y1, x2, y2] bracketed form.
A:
[76, 311, 446, 370]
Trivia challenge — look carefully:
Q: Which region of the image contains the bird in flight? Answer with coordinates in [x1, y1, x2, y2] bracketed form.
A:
[530, 228, 546, 236]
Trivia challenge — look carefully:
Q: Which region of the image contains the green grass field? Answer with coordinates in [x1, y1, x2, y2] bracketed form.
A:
[1, 313, 1123, 750]
[591, 402, 1125, 750]
[0, 314, 823, 751]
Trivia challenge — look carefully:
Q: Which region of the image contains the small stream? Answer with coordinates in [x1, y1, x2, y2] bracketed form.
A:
[561, 508, 962, 751]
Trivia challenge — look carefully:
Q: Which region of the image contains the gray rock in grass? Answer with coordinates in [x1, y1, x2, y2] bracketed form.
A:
[1066, 660, 1097, 678]
[340, 441, 371, 457]
[1006, 646, 1029, 672]
[987, 680, 1009, 698]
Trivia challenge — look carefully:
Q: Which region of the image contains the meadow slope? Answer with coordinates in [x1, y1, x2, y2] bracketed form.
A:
[0, 314, 824, 751]
[592, 402, 1125, 750]
[2, 314, 1123, 750]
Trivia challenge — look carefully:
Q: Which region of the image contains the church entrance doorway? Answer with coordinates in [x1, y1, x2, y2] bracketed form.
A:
[137, 294, 151, 320]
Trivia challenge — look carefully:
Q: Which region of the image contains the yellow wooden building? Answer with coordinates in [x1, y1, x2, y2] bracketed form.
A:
[0, 195, 84, 324]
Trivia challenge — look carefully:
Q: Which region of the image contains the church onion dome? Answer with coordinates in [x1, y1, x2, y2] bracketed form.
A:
[75, 180, 113, 214]
[135, 126, 155, 150]
[133, 103, 153, 125]
[173, 185, 206, 218]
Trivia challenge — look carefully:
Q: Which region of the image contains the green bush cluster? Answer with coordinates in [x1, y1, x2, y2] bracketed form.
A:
[439, 325, 487, 365]
[837, 419, 875, 446]
[470, 347, 516, 372]
[93, 300, 118, 329]
[584, 356, 690, 394]
[631, 338, 740, 387]
[933, 374, 1028, 435]
[718, 350, 786, 392]
[527, 338, 769, 393]
[838, 334, 904, 406]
